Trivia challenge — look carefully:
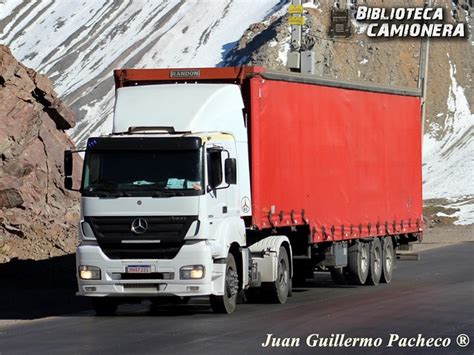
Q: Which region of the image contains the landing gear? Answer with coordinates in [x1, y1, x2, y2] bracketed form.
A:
[210, 253, 239, 314]
[348, 240, 369, 285]
[381, 236, 394, 283]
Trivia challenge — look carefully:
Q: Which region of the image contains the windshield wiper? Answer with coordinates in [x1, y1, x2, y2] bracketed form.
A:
[94, 190, 130, 198]
[86, 182, 131, 197]
[152, 190, 185, 198]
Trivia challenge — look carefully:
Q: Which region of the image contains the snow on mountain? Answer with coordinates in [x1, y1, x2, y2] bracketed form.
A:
[1, 0, 472, 225]
[423, 54, 474, 225]
[1, 0, 285, 145]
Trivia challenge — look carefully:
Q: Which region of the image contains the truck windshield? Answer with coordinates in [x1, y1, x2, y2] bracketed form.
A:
[82, 149, 203, 197]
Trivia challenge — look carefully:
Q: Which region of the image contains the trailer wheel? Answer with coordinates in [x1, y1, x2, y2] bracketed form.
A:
[367, 238, 382, 285]
[330, 267, 348, 285]
[92, 298, 118, 316]
[210, 253, 238, 314]
[263, 247, 290, 304]
[381, 237, 395, 283]
[348, 240, 369, 285]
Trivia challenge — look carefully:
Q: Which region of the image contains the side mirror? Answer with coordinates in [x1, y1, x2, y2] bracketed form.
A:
[63, 149, 84, 192]
[64, 176, 73, 190]
[64, 150, 73, 176]
[224, 158, 237, 185]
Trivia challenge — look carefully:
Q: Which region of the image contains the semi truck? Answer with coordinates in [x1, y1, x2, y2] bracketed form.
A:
[64, 66, 423, 315]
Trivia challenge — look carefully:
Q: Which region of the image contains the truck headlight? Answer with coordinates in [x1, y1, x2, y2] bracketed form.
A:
[79, 265, 101, 280]
[180, 265, 205, 279]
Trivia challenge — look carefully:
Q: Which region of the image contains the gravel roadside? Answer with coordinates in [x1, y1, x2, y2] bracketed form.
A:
[413, 225, 474, 251]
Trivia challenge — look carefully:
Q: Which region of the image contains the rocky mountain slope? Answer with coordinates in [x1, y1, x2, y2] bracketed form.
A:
[0, 0, 286, 146]
[224, 0, 473, 225]
[0, 0, 472, 226]
[0, 45, 81, 263]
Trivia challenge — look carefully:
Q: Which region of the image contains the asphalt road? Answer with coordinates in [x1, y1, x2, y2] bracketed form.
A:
[0, 243, 473, 355]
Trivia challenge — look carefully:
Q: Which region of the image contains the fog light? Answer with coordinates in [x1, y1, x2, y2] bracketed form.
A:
[180, 265, 205, 279]
[79, 265, 101, 280]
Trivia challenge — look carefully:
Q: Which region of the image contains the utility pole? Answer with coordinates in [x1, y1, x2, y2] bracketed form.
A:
[287, 0, 303, 72]
[287, 0, 315, 74]
[418, 0, 431, 144]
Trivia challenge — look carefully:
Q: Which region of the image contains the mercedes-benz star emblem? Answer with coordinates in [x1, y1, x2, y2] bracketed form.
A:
[131, 218, 148, 235]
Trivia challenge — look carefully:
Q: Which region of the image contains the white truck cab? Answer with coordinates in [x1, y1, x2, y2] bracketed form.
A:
[66, 83, 292, 314]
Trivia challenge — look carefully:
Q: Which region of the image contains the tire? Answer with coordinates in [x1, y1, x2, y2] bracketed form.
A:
[288, 277, 293, 297]
[92, 297, 118, 316]
[236, 290, 246, 304]
[381, 236, 395, 283]
[367, 238, 382, 285]
[210, 253, 239, 314]
[330, 267, 348, 285]
[263, 247, 290, 304]
[347, 240, 370, 285]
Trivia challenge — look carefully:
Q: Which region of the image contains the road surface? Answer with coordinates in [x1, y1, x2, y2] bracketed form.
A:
[0, 243, 473, 354]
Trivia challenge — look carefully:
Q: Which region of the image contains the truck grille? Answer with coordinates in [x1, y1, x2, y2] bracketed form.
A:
[86, 216, 197, 259]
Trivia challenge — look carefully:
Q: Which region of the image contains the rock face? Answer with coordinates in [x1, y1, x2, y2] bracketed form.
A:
[0, 45, 81, 263]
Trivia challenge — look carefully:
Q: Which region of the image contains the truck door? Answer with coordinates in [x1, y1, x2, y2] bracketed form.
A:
[205, 142, 239, 239]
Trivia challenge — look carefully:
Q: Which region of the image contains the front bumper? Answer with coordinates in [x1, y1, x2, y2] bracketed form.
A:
[76, 241, 225, 298]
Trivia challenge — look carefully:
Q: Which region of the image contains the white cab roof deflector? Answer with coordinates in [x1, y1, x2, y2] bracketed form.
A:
[113, 84, 246, 142]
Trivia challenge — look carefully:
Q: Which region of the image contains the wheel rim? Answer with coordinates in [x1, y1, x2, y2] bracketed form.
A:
[226, 266, 239, 297]
[385, 245, 393, 273]
[278, 258, 288, 292]
[374, 246, 381, 274]
[360, 245, 368, 274]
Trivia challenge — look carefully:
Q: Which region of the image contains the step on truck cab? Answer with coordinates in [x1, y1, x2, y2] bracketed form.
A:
[64, 67, 423, 315]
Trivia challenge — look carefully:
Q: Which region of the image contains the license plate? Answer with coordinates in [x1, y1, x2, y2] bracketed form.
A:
[126, 265, 152, 273]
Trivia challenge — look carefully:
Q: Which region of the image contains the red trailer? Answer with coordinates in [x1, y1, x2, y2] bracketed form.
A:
[114, 66, 423, 286]
[248, 74, 423, 242]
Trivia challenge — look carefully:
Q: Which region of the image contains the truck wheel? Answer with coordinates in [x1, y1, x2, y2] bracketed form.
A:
[348, 240, 369, 285]
[92, 298, 118, 316]
[210, 253, 238, 314]
[263, 247, 290, 304]
[367, 238, 382, 285]
[330, 267, 348, 285]
[381, 237, 395, 283]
